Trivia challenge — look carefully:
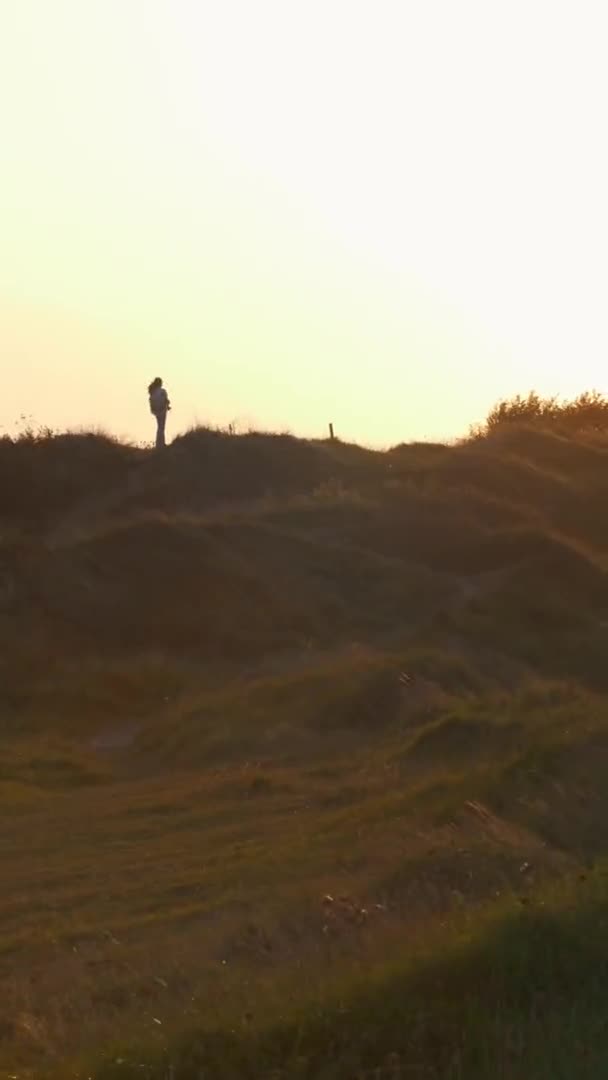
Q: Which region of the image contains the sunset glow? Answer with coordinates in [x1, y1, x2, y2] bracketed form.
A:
[2, 0, 607, 445]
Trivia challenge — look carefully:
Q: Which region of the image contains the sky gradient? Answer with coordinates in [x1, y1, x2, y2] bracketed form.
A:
[2, 0, 607, 446]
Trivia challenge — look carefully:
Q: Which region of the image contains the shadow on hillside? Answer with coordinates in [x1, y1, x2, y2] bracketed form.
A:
[3, 416, 608, 691]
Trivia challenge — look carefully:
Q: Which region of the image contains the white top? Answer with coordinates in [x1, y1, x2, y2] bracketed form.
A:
[150, 386, 170, 414]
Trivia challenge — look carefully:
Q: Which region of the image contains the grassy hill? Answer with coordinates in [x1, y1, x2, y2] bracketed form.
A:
[4, 395, 608, 1078]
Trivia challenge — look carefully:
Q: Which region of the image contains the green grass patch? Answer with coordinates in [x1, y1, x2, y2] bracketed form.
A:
[85, 864, 608, 1080]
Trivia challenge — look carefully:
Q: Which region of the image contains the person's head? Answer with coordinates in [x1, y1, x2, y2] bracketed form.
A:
[148, 377, 162, 394]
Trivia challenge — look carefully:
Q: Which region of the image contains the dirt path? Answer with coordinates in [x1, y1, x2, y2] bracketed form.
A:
[88, 724, 140, 753]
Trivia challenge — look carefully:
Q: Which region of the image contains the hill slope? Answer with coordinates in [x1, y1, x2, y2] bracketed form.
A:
[3, 417, 608, 1077]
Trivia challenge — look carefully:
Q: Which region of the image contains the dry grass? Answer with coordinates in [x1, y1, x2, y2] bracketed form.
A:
[3, 665, 608, 1076]
[4, 398, 608, 1076]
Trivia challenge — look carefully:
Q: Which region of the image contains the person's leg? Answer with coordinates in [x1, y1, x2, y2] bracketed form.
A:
[156, 412, 166, 450]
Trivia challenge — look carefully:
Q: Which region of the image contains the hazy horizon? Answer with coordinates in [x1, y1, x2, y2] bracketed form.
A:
[3, 0, 607, 447]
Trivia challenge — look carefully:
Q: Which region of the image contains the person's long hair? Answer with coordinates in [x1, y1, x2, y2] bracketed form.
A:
[148, 377, 162, 395]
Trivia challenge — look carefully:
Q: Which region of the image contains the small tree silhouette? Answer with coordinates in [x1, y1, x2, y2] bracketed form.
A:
[474, 390, 608, 436]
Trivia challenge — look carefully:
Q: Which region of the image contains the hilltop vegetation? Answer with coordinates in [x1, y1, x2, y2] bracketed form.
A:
[3, 393, 608, 1078]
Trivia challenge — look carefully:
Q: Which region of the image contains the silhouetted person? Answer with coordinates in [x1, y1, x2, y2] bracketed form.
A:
[148, 377, 171, 449]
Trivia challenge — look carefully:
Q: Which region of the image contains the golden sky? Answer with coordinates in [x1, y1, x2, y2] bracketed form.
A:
[2, 0, 607, 446]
